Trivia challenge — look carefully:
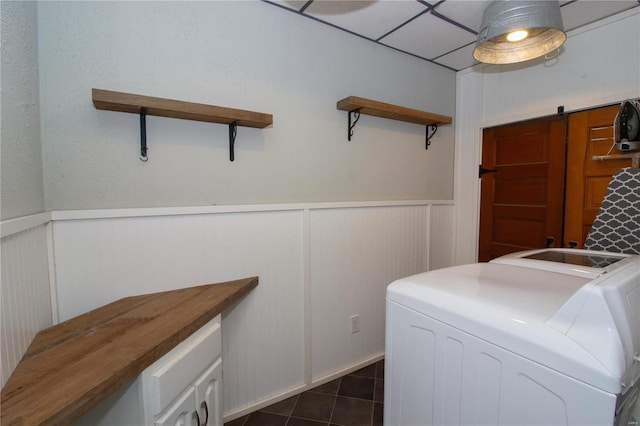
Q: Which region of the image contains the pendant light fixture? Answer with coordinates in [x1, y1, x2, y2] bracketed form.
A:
[473, 0, 566, 64]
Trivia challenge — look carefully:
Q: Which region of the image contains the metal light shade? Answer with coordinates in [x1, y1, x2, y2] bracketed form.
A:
[473, 0, 566, 64]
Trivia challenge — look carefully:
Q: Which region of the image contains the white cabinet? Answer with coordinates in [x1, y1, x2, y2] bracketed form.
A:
[143, 314, 223, 425]
[74, 315, 223, 426]
[193, 358, 223, 426]
[154, 387, 198, 426]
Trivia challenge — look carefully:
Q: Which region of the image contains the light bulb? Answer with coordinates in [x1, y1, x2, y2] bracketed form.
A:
[507, 30, 529, 42]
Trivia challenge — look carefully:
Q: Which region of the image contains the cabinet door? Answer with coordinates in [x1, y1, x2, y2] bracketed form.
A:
[155, 387, 198, 426]
[142, 315, 222, 422]
[145, 319, 222, 415]
[194, 358, 223, 426]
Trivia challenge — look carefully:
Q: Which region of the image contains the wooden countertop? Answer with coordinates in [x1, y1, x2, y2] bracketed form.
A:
[0, 276, 258, 425]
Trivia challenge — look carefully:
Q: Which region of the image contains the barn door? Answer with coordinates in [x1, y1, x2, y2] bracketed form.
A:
[478, 117, 567, 262]
[563, 105, 634, 248]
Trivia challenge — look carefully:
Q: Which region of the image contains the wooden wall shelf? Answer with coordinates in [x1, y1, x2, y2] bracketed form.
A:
[92, 89, 273, 161]
[336, 96, 452, 149]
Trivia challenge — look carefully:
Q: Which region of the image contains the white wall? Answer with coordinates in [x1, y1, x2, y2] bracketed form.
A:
[1, 1, 45, 220]
[37, 1, 455, 211]
[1, 1, 457, 414]
[0, 1, 51, 389]
[454, 9, 640, 265]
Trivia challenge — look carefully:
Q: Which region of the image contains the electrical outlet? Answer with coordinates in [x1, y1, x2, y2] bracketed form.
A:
[350, 314, 360, 334]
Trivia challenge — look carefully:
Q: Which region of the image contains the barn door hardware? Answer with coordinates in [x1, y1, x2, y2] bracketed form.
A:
[478, 165, 498, 178]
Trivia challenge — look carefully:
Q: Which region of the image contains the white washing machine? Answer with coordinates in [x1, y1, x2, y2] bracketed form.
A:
[385, 248, 640, 426]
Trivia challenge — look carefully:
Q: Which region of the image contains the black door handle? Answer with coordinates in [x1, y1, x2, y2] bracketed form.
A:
[546, 236, 555, 248]
[479, 165, 499, 178]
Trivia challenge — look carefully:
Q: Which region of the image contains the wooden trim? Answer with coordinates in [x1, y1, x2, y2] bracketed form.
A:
[336, 96, 452, 126]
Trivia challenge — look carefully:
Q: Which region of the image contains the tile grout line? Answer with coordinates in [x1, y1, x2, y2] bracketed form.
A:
[371, 361, 379, 426]
[328, 377, 341, 425]
[284, 394, 301, 425]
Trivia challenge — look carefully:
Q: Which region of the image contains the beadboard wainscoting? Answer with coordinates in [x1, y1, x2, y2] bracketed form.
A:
[1, 201, 454, 419]
[1, 215, 53, 387]
[52, 208, 307, 419]
[310, 205, 428, 382]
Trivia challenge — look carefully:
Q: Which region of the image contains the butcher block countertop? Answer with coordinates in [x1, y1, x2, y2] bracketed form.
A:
[0, 276, 258, 425]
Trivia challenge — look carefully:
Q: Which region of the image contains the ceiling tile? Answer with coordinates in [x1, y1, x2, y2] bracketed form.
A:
[380, 12, 477, 60]
[433, 43, 478, 71]
[303, 0, 428, 40]
[434, 0, 493, 33]
[560, 0, 639, 31]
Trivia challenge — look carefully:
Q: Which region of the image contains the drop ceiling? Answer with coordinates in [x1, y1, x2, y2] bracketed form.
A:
[263, 0, 640, 71]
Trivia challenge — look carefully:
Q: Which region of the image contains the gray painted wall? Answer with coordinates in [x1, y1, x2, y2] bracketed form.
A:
[1, 1, 44, 220]
[37, 1, 456, 211]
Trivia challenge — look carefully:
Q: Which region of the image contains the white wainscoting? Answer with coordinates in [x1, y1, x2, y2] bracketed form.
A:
[309, 205, 428, 381]
[429, 203, 456, 270]
[51, 201, 454, 418]
[52, 209, 307, 417]
[1, 201, 453, 418]
[1, 220, 53, 387]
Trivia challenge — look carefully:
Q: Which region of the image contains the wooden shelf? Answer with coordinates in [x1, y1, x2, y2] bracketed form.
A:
[0, 277, 258, 425]
[337, 96, 452, 127]
[92, 89, 272, 161]
[93, 89, 273, 129]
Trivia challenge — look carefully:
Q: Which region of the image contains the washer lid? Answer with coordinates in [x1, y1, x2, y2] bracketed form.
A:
[490, 248, 632, 278]
[387, 258, 640, 394]
[387, 262, 589, 326]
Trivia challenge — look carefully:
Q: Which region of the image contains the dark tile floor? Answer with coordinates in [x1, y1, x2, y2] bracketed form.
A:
[225, 360, 384, 426]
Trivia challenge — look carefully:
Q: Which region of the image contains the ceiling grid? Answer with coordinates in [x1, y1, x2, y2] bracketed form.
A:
[263, 0, 640, 71]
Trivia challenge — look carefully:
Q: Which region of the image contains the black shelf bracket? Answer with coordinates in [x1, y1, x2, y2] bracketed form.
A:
[229, 120, 238, 161]
[425, 124, 438, 150]
[137, 113, 239, 162]
[139, 107, 148, 162]
[347, 109, 361, 141]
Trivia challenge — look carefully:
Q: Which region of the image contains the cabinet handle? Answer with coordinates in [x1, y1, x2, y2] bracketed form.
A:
[200, 401, 209, 426]
[194, 410, 201, 426]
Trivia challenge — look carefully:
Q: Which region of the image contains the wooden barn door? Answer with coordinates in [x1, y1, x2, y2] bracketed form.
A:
[563, 105, 634, 248]
[478, 117, 567, 262]
[478, 104, 635, 261]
